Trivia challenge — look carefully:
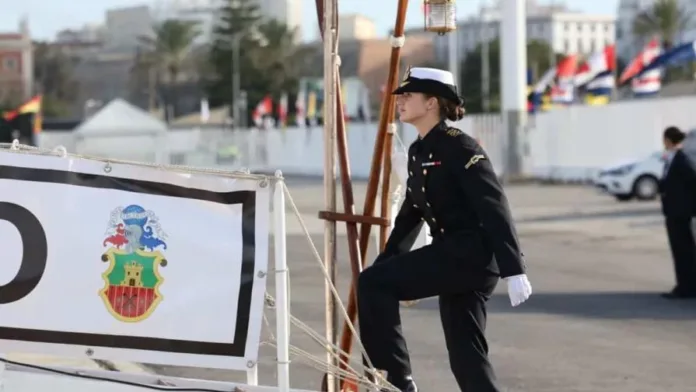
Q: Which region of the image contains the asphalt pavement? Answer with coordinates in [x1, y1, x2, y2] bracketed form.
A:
[144, 179, 696, 392]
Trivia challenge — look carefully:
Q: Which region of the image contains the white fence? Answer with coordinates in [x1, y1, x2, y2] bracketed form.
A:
[37, 95, 696, 182]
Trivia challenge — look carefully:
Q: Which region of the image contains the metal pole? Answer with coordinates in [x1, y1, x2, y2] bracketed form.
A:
[549, 40, 556, 68]
[232, 33, 241, 128]
[322, 0, 338, 389]
[500, 0, 527, 180]
[480, 5, 490, 112]
[448, 29, 459, 88]
[273, 176, 291, 392]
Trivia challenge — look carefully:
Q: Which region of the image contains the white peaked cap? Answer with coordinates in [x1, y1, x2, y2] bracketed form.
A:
[408, 67, 455, 86]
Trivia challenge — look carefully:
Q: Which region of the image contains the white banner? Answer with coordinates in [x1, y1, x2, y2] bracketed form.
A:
[0, 151, 271, 370]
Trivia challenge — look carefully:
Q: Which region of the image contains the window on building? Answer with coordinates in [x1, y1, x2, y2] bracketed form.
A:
[2, 57, 17, 71]
[591, 23, 596, 32]
[564, 39, 570, 52]
[565, 22, 570, 31]
[590, 41, 596, 53]
[578, 40, 583, 53]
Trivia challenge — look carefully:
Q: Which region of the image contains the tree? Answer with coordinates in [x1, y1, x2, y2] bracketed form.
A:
[253, 20, 308, 96]
[208, 0, 263, 116]
[32, 41, 79, 117]
[207, 0, 307, 124]
[632, 0, 693, 82]
[632, 0, 691, 50]
[137, 19, 201, 114]
[139, 19, 201, 85]
[460, 39, 559, 114]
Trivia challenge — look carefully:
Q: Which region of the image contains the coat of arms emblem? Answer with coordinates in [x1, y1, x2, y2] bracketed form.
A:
[99, 204, 168, 322]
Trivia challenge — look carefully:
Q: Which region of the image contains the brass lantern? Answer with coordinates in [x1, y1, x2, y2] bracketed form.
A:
[424, 0, 457, 35]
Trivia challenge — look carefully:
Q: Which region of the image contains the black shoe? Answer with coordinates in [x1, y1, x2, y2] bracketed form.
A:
[661, 287, 696, 299]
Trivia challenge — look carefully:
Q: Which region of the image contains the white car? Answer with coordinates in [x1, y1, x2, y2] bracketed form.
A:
[594, 151, 663, 201]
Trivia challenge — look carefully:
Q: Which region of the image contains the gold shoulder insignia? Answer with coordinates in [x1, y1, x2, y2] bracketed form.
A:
[446, 128, 463, 137]
[465, 154, 486, 169]
[400, 66, 412, 87]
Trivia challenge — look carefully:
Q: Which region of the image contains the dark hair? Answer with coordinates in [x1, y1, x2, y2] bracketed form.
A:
[425, 95, 465, 121]
[664, 126, 686, 144]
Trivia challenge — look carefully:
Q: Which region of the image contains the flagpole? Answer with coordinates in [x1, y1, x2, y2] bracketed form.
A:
[612, 46, 618, 100]
[480, 0, 490, 112]
[321, 0, 339, 390]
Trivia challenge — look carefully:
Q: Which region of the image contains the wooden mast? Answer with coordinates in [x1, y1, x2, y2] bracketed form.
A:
[316, 0, 410, 390]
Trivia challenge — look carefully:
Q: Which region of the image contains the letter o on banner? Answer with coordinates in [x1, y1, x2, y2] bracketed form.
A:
[0, 202, 48, 304]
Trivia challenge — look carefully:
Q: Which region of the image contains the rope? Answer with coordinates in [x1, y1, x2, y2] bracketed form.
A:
[281, 183, 384, 373]
[391, 128, 410, 153]
[261, 294, 397, 391]
[0, 142, 269, 181]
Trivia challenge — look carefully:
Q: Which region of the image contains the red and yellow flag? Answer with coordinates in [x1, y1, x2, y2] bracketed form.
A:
[2, 95, 43, 134]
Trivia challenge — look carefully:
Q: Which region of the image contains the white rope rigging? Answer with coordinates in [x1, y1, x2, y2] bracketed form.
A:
[391, 127, 410, 153]
[0, 141, 402, 391]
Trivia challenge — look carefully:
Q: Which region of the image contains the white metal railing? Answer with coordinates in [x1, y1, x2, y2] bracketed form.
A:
[37, 95, 696, 182]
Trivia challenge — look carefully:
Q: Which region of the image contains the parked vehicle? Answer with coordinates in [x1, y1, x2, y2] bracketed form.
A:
[594, 151, 663, 201]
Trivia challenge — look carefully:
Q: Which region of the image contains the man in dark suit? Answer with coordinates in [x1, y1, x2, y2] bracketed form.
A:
[0, 112, 35, 145]
[659, 126, 696, 299]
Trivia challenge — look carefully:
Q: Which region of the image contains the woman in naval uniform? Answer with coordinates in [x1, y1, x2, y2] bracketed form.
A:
[357, 67, 533, 392]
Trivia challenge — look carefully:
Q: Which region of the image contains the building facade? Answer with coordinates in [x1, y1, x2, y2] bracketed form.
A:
[105, 5, 155, 50]
[0, 19, 33, 104]
[433, 0, 615, 63]
[335, 14, 378, 41]
[152, 0, 220, 43]
[151, 0, 304, 43]
[254, 0, 303, 43]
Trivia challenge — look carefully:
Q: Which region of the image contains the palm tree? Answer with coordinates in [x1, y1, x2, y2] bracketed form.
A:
[253, 20, 310, 94]
[632, 0, 692, 50]
[139, 19, 201, 84]
[137, 19, 201, 116]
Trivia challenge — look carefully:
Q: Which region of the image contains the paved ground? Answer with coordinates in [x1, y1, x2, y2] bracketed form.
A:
[145, 179, 696, 392]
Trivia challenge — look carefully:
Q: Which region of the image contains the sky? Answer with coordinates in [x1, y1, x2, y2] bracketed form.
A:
[0, 0, 620, 42]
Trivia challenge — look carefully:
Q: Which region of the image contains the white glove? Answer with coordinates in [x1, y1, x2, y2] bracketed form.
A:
[505, 274, 532, 307]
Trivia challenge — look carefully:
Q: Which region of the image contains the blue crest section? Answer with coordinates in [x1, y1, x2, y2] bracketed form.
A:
[116, 205, 167, 252]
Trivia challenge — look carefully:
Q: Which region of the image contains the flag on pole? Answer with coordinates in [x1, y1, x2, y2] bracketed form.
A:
[550, 55, 578, 104]
[307, 90, 317, 126]
[638, 39, 696, 76]
[619, 38, 662, 97]
[295, 89, 306, 127]
[574, 45, 616, 87]
[252, 95, 273, 128]
[200, 98, 210, 123]
[2, 95, 43, 135]
[278, 92, 288, 128]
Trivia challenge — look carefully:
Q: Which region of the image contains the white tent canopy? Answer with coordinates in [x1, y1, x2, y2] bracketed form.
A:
[73, 99, 168, 163]
[75, 98, 167, 135]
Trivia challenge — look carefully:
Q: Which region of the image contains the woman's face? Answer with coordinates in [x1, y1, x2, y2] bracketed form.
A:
[396, 92, 435, 124]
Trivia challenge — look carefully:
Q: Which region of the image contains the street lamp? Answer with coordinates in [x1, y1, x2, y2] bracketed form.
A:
[423, 0, 457, 35]
[229, 27, 268, 129]
[231, 32, 241, 127]
[423, 0, 459, 89]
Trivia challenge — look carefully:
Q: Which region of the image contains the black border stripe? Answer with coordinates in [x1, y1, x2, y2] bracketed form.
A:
[0, 164, 258, 358]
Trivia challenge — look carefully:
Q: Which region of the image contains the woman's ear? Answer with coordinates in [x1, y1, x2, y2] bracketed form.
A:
[426, 96, 437, 111]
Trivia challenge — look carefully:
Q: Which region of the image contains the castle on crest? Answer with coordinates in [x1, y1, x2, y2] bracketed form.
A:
[121, 261, 144, 287]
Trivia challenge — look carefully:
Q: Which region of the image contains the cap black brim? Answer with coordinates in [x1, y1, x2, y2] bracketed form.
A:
[392, 78, 464, 106]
